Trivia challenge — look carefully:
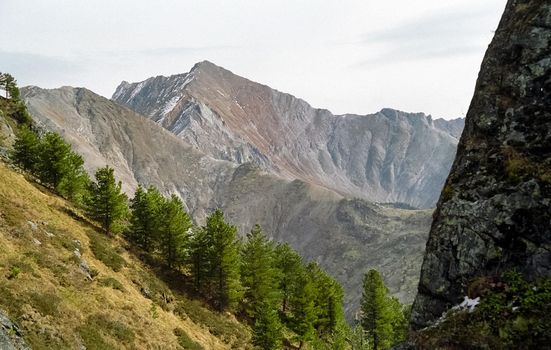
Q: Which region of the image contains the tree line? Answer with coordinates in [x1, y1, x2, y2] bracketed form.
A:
[7, 73, 409, 349]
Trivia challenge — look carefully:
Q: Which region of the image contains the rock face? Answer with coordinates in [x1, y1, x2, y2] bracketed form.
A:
[22, 86, 431, 318]
[113, 62, 462, 208]
[0, 310, 30, 350]
[411, 0, 551, 329]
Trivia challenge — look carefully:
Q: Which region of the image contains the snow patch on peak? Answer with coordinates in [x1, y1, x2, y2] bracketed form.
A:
[128, 81, 146, 102]
[161, 96, 181, 115]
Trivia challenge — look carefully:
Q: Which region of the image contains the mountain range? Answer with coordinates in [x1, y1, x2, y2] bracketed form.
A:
[112, 61, 463, 209]
[21, 62, 463, 318]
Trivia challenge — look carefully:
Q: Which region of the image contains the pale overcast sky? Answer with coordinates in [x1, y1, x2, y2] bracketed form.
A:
[0, 0, 506, 119]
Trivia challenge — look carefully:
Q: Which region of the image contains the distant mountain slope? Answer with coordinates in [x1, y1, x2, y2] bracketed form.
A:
[22, 86, 431, 318]
[113, 61, 463, 208]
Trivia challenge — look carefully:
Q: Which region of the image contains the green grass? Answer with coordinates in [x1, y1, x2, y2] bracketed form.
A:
[7, 266, 21, 279]
[174, 327, 203, 350]
[98, 276, 126, 292]
[30, 291, 61, 316]
[130, 267, 174, 311]
[88, 231, 126, 272]
[174, 298, 251, 348]
[77, 313, 135, 350]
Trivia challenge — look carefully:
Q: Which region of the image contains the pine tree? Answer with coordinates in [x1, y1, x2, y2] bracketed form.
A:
[348, 324, 370, 350]
[188, 226, 211, 291]
[252, 301, 283, 350]
[388, 297, 409, 344]
[0, 73, 32, 124]
[128, 185, 164, 252]
[274, 242, 303, 315]
[307, 262, 345, 343]
[240, 225, 281, 319]
[158, 195, 191, 269]
[86, 166, 128, 235]
[36, 132, 73, 188]
[11, 126, 40, 172]
[56, 151, 90, 204]
[34, 132, 90, 201]
[205, 209, 242, 311]
[360, 269, 393, 350]
[290, 270, 317, 349]
[11, 128, 89, 202]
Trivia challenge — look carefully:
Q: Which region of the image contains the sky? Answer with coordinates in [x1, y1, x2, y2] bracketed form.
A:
[0, 0, 506, 119]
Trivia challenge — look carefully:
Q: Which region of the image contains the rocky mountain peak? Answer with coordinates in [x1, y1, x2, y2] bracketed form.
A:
[112, 61, 464, 208]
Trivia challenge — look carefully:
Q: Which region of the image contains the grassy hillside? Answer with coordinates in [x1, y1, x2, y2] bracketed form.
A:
[0, 161, 251, 349]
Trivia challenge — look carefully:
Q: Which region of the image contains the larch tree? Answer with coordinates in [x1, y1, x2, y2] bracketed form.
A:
[360, 269, 393, 350]
[290, 270, 317, 349]
[240, 224, 281, 319]
[252, 301, 283, 350]
[11, 125, 40, 172]
[241, 225, 283, 348]
[205, 209, 243, 311]
[188, 226, 211, 291]
[86, 165, 128, 235]
[307, 262, 346, 346]
[274, 242, 303, 315]
[128, 185, 164, 252]
[158, 194, 191, 269]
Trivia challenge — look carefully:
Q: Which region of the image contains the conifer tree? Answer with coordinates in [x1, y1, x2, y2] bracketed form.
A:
[86, 166, 128, 235]
[128, 185, 164, 252]
[11, 128, 90, 202]
[158, 195, 191, 269]
[11, 126, 40, 172]
[360, 269, 393, 350]
[348, 324, 370, 350]
[274, 242, 303, 314]
[252, 301, 283, 350]
[240, 224, 281, 319]
[188, 226, 211, 291]
[290, 270, 317, 349]
[205, 209, 242, 311]
[388, 297, 409, 344]
[55, 151, 90, 204]
[306, 262, 345, 342]
[36, 132, 73, 188]
[1, 73, 16, 99]
[128, 185, 147, 244]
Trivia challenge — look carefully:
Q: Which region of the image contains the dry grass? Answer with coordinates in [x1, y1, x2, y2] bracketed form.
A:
[0, 162, 247, 349]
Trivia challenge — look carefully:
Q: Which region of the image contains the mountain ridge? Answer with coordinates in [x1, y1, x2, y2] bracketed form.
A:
[112, 60, 464, 208]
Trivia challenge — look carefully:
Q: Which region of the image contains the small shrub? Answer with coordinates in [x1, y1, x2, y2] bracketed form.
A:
[174, 327, 203, 350]
[150, 304, 159, 319]
[78, 324, 114, 350]
[174, 298, 250, 346]
[98, 277, 125, 292]
[7, 266, 21, 279]
[88, 231, 126, 272]
[78, 313, 135, 350]
[30, 291, 61, 316]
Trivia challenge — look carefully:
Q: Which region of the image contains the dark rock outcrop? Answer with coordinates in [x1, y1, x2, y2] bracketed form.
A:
[412, 0, 551, 329]
[0, 310, 30, 350]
